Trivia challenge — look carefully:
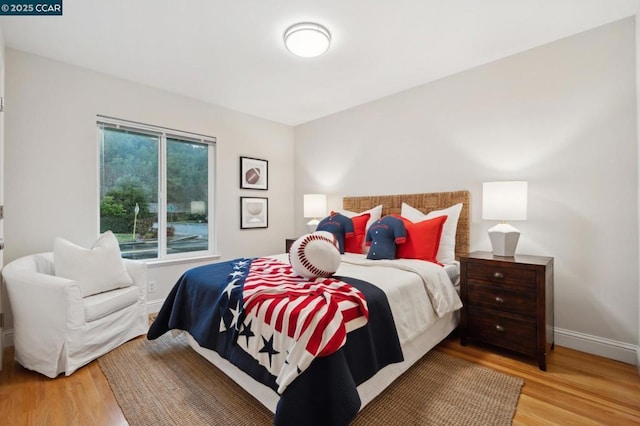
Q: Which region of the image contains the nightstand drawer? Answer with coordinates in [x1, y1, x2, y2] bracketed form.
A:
[466, 283, 536, 316]
[467, 306, 537, 355]
[466, 262, 536, 290]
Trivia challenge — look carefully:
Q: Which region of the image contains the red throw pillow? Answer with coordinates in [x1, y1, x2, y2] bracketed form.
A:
[344, 213, 371, 254]
[393, 214, 447, 264]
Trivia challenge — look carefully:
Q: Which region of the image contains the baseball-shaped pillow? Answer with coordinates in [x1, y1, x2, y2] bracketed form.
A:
[289, 232, 341, 279]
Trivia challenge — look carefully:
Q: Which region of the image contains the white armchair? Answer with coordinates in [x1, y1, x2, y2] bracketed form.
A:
[2, 252, 148, 378]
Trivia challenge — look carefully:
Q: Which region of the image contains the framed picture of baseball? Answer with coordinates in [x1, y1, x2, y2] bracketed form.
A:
[240, 197, 268, 229]
[240, 156, 268, 190]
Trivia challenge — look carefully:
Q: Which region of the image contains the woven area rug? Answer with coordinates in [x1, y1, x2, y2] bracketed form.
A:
[99, 333, 523, 426]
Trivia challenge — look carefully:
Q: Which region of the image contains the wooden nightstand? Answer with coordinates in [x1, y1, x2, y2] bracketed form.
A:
[285, 238, 297, 253]
[460, 251, 554, 370]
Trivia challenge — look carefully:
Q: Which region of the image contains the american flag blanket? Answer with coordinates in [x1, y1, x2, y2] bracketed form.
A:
[148, 257, 403, 426]
[241, 257, 369, 393]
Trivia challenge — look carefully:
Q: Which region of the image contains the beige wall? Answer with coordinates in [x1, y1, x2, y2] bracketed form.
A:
[2, 49, 295, 331]
[294, 18, 639, 363]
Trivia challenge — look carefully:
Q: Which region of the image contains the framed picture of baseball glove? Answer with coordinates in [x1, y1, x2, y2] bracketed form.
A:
[240, 156, 268, 190]
[240, 197, 268, 229]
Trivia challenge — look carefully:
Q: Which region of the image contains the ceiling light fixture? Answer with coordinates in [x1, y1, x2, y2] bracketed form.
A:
[283, 22, 331, 58]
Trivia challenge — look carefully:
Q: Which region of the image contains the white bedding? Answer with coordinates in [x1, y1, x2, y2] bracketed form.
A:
[444, 261, 460, 286]
[334, 253, 462, 344]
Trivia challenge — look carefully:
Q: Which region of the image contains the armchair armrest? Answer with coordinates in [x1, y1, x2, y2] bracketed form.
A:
[3, 268, 85, 330]
[3, 266, 86, 377]
[123, 258, 147, 301]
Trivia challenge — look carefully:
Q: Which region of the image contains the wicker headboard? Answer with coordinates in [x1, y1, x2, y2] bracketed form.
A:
[342, 191, 470, 260]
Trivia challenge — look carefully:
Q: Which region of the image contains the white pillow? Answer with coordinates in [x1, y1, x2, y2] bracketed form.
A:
[337, 204, 383, 234]
[401, 202, 462, 265]
[54, 231, 133, 297]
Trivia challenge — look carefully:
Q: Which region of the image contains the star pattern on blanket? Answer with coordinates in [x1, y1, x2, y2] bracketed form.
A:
[259, 334, 280, 367]
[238, 320, 255, 346]
[228, 300, 241, 330]
[218, 258, 250, 333]
[223, 279, 241, 298]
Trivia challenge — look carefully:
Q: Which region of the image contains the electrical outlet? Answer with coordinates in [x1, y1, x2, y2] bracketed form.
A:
[148, 281, 156, 293]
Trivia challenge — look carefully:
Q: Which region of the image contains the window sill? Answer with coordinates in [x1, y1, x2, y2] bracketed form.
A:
[144, 253, 221, 268]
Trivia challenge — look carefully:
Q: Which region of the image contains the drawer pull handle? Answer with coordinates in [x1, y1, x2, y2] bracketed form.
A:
[495, 324, 504, 332]
[495, 296, 504, 303]
[493, 272, 504, 279]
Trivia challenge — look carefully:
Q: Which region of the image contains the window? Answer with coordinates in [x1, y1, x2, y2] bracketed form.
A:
[98, 117, 215, 260]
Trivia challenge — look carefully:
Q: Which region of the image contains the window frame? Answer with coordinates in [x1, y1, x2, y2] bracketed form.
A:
[97, 116, 217, 261]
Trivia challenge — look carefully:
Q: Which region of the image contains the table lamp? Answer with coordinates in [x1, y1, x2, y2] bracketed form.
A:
[303, 194, 327, 231]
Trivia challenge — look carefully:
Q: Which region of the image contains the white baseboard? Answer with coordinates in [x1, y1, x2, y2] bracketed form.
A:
[555, 327, 638, 365]
[146, 298, 165, 315]
[2, 328, 13, 348]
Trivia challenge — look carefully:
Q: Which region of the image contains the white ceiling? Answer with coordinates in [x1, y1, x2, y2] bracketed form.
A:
[0, 0, 638, 126]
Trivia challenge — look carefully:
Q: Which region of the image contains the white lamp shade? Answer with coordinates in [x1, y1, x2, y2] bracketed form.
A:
[482, 181, 528, 221]
[284, 22, 331, 58]
[304, 194, 327, 218]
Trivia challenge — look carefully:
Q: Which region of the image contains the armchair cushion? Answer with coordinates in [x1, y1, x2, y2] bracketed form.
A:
[83, 286, 141, 322]
[54, 231, 133, 297]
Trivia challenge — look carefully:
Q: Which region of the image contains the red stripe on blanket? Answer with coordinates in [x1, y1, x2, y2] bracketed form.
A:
[341, 305, 364, 323]
[243, 258, 369, 357]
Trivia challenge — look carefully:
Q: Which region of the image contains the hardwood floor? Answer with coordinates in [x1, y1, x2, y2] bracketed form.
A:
[0, 345, 127, 426]
[437, 337, 640, 425]
[1, 334, 639, 425]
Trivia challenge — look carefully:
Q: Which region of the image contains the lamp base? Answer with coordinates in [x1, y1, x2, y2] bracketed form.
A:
[306, 218, 319, 233]
[488, 223, 521, 257]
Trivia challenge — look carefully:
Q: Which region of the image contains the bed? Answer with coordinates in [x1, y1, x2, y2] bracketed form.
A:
[148, 190, 470, 425]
